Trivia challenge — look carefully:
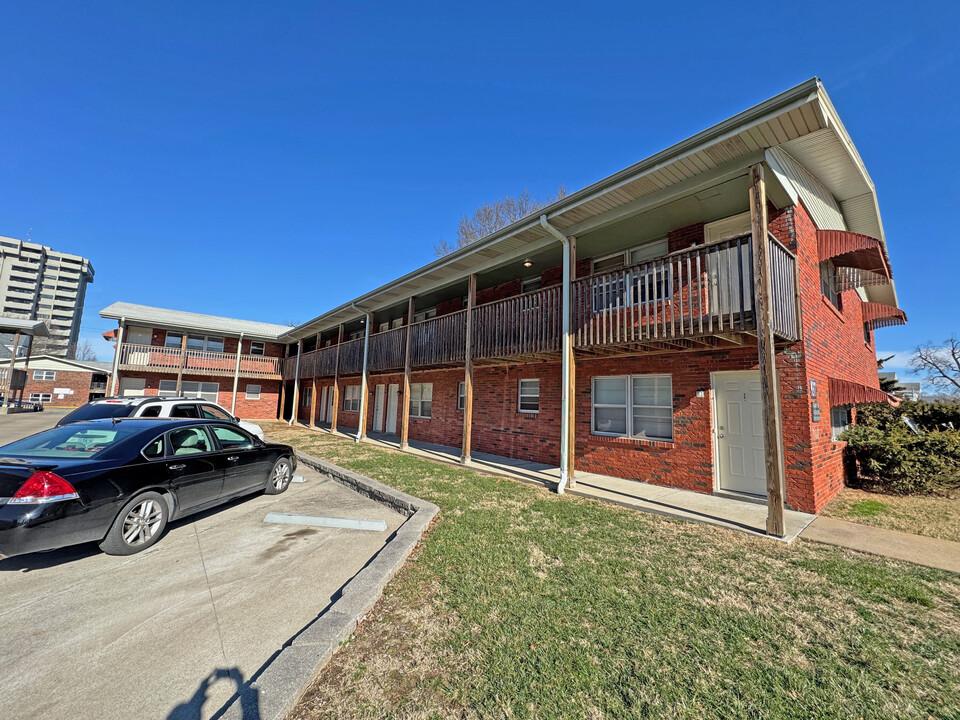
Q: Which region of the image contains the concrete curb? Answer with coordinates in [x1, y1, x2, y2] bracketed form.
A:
[220, 451, 438, 720]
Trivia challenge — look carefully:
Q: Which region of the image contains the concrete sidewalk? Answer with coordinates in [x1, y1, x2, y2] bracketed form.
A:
[801, 516, 960, 573]
[298, 422, 960, 573]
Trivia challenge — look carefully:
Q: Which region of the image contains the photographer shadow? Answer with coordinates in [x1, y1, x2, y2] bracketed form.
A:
[167, 667, 260, 720]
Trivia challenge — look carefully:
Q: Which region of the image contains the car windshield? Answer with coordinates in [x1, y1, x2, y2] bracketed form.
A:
[60, 403, 137, 424]
[0, 426, 142, 459]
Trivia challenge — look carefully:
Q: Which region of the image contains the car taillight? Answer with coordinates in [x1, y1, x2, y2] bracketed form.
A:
[10, 471, 79, 504]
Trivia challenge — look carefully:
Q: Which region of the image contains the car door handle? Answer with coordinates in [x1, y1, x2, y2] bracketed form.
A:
[167, 464, 186, 471]
[227, 456, 239, 462]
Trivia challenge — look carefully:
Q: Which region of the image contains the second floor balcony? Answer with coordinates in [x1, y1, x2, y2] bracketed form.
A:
[285, 233, 800, 381]
[118, 343, 283, 379]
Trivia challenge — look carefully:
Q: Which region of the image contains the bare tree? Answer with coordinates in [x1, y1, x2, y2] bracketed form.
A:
[435, 186, 567, 257]
[75, 339, 98, 361]
[910, 336, 960, 397]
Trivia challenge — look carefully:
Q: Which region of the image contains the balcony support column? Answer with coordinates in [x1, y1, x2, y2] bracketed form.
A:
[110, 319, 125, 396]
[400, 298, 414, 449]
[460, 275, 477, 464]
[749, 163, 787, 537]
[5, 331, 20, 406]
[539, 215, 572, 494]
[288, 340, 302, 426]
[231, 333, 244, 415]
[355, 310, 372, 442]
[331, 324, 343, 433]
[567, 237, 577, 488]
[174, 333, 188, 395]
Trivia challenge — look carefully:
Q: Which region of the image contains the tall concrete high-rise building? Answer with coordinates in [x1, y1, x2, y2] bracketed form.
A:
[0, 235, 94, 358]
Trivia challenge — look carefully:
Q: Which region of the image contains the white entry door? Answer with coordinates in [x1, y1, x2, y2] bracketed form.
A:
[373, 384, 386, 433]
[119, 377, 146, 397]
[713, 370, 767, 496]
[318, 386, 328, 422]
[385, 383, 399, 434]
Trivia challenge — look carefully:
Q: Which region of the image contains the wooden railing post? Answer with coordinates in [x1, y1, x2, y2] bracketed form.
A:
[330, 324, 343, 433]
[461, 275, 477, 463]
[750, 163, 787, 537]
[400, 298, 414, 449]
[174, 333, 188, 395]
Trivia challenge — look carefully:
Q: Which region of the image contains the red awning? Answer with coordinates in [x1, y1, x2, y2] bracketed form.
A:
[817, 230, 891, 290]
[828, 377, 900, 407]
[861, 302, 908, 330]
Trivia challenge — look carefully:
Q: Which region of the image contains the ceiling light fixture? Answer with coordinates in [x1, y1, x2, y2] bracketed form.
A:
[522, 259, 533, 268]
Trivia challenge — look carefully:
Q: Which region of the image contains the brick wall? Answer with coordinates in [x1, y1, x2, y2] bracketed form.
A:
[23, 369, 107, 407]
[117, 372, 280, 419]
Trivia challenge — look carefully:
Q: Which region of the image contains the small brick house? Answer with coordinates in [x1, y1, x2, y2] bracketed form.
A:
[273, 78, 905, 531]
[13, 355, 113, 407]
[99, 303, 289, 420]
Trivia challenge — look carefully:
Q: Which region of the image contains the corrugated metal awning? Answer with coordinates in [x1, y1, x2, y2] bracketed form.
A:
[828, 377, 899, 407]
[818, 230, 891, 276]
[861, 302, 907, 330]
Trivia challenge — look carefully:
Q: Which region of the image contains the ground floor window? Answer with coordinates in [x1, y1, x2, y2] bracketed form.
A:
[592, 374, 673, 441]
[457, 381, 465, 411]
[301, 387, 312, 407]
[518, 379, 540, 413]
[246, 384, 261, 400]
[831, 405, 852, 441]
[344, 385, 361, 412]
[29, 393, 52, 404]
[159, 380, 219, 403]
[409, 382, 433, 418]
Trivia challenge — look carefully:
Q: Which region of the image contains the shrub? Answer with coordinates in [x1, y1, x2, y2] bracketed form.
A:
[840, 416, 960, 494]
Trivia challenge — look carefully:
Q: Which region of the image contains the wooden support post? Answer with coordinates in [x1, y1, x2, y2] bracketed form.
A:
[566, 236, 577, 486]
[400, 298, 414, 449]
[5, 331, 20, 405]
[330, 324, 343, 433]
[174, 333, 188, 395]
[278, 346, 287, 421]
[289, 340, 302, 426]
[310, 375, 318, 426]
[750, 163, 787, 537]
[110, 321, 125, 396]
[461, 275, 477, 463]
[357, 314, 371, 441]
[231, 333, 243, 415]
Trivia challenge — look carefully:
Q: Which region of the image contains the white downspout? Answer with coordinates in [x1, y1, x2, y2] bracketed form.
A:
[351, 302, 372, 443]
[288, 339, 302, 426]
[539, 215, 571, 495]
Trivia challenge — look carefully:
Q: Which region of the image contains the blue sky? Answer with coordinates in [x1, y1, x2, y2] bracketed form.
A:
[1, 1, 957, 372]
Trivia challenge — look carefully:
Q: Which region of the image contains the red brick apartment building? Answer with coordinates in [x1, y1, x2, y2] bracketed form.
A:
[102, 79, 905, 535]
[13, 355, 112, 406]
[99, 303, 288, 419]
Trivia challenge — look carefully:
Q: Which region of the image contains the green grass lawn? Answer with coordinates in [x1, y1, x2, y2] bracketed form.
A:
[266, 422, 960, 720]
[823, 486, 960, 544]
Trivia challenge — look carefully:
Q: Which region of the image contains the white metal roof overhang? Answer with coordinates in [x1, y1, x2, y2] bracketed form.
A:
[100, 302, 291, 341]
[0, 318, 49, 337]
[284, 77, 896, 340]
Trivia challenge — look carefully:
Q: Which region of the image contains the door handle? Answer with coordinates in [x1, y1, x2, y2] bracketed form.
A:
[167, 464, 186, 471]
[227, 456, 239, 462]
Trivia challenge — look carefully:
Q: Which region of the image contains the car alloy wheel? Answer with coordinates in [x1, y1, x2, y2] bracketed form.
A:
[122, 499, 164, 546]
[271, 460, 291, 492]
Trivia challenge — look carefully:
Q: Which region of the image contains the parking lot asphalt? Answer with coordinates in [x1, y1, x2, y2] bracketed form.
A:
[0, 460, 405, 719]
[0, 406, 68, 444]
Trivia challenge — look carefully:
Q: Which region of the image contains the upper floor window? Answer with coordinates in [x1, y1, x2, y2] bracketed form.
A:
[33, 370, 56, 381]
[186, 335, 225, 353]
[249, 341, 265, 356]
[347, 329, 364, 341]
[164, 332, 182, 349]
[591, 239, 670, 312]
[413, 307, 437, 323]
[521, 277, 542, 294]
[820, 261, 841, 311]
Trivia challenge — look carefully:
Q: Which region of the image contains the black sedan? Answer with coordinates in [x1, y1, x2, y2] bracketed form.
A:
[0, 418, 297, 559]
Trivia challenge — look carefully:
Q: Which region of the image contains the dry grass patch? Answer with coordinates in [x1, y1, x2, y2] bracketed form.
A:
[266, 423, 960, 719]
[823, 486, 960, 543]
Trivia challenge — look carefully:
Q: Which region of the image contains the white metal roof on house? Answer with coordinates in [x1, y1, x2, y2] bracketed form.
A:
[100, 302, 292, 340]
[13, 355, 114, 373]
[284, 77, 897, 340]
[0, 317, 50, 336]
